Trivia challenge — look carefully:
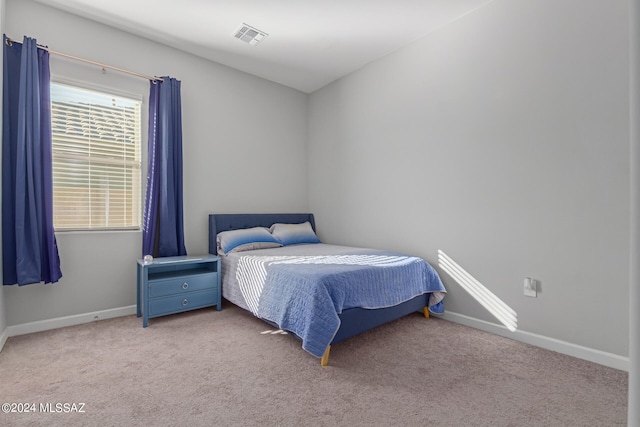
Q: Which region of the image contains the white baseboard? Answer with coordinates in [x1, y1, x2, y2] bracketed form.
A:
[440, 311, 629, 372]
[7, 305, 137, 337]
[0, 327, 8, 353]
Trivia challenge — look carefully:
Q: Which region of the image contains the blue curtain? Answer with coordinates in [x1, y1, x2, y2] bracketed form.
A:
[142, 77, 186, 258]
[2, 36, 62, 285]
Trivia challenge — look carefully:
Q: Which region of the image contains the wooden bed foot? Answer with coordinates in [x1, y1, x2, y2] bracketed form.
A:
[423, 307, 430, 319]
[320, 345, 331, 366]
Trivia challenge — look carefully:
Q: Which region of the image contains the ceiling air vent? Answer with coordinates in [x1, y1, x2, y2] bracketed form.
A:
[233, 24, 268, 46]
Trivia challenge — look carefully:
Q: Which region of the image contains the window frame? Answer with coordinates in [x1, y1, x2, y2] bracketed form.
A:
[50, 78, 145, 232]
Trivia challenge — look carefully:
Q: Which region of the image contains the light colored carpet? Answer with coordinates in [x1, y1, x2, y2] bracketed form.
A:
[0, 303, 628, 426]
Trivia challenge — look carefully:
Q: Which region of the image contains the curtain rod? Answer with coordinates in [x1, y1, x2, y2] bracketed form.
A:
[5, 36, 163, 83]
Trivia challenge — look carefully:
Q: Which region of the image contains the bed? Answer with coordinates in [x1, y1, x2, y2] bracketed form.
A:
[208, 213, 446, 366]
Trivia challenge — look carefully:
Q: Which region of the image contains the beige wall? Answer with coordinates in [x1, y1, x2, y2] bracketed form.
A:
[308, 0, 629, 359]
[3, 0, 308, 326]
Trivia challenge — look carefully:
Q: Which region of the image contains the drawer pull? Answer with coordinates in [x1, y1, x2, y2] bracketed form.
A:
[182, 299, 188, 306]
[182, 282, 189, 290]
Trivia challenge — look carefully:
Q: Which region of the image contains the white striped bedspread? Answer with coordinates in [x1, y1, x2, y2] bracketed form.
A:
[235, 252, 446, 358]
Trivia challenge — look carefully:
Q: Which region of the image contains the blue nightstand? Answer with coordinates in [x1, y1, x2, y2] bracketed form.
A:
[136, 255, 221, 327]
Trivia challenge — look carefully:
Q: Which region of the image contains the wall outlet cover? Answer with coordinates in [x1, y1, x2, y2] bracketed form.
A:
[524, 277, 537, 297]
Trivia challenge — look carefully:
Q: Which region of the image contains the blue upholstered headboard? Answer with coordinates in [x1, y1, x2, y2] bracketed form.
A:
[208, 213, 316, 255]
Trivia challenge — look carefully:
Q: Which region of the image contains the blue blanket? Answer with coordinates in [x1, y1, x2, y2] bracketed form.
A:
[236, 253, 446, 358]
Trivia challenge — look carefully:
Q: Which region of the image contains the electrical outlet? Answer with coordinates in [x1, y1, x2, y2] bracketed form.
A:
[524, 277, 537, 297]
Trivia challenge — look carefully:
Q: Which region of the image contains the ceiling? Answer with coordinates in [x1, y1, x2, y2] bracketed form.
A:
[34, 0, 494, 93]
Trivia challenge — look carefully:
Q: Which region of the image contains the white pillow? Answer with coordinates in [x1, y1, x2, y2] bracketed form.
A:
[217, 227, 282, 255]
[270, 222, 321, 246]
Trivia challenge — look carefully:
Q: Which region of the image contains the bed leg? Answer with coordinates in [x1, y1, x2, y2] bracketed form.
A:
[320, 345, 331, 366]
[423, 307, 430, 319]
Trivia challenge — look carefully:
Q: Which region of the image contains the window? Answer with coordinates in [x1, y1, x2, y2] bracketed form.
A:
[50, 83, 142, 230]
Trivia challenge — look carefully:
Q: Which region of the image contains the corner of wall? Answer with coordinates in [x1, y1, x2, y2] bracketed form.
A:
[0, 0, 8, 353]
[0, 326, 8, 353]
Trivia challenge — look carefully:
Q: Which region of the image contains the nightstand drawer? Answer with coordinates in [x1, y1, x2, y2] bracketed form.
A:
[148, 290, 217, 316]
[148, 272, 218, 298]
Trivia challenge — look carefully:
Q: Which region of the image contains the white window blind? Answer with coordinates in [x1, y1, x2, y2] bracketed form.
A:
[50, 83, 142, 230]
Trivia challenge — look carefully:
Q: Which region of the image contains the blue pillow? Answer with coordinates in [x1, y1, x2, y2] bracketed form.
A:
[216, 227, 282, 255]
[270, 221, 321, 246]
